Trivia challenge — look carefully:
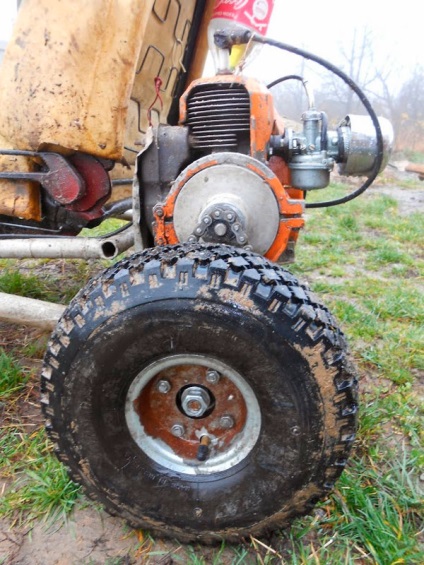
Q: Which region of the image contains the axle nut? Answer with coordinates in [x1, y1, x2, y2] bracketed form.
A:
[214, 223, 227, 237]
[181, 386, 211, 418]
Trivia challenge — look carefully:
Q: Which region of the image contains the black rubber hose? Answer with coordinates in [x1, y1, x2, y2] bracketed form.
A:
[252, 34, 384, 208]
[267, 74, 305, 89]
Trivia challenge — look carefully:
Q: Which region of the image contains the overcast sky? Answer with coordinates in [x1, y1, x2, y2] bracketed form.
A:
[1, 0, 421, 86]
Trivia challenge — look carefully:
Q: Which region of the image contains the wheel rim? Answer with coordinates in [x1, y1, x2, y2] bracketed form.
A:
[125, 354, 261, 475]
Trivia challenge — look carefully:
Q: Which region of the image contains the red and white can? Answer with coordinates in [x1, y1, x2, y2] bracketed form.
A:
[211, 0, 274, 35]
[208, 0, 275, 72]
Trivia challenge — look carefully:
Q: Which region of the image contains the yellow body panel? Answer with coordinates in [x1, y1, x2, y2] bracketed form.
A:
[0, 0, 211, 219]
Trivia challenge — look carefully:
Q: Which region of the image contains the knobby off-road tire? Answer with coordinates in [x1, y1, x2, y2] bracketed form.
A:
[41, 243, 357, 542]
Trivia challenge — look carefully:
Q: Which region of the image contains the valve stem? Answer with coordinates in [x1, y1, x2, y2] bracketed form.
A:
[197, 435, 211, 462]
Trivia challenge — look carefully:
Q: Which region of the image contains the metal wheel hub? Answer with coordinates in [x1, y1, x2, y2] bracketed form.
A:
[125, 354, 261, 475]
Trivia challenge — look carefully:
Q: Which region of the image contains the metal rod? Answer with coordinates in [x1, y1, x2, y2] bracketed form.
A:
[0, 292, 65, 330]
[0, 227, 135, 259]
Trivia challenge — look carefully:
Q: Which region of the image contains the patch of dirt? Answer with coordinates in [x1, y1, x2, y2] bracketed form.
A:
[332, 163, 424, 216]
[1, 509, 140, 565]
[369, 185, 424, 215]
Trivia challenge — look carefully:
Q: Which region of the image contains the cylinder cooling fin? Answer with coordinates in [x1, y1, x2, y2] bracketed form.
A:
[186, 83, 251, 151]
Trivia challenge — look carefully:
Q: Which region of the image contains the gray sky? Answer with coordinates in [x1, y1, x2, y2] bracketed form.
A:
[1, 0, 421, 87]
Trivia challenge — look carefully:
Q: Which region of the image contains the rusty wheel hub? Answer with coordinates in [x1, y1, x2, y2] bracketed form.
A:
[125, 355, 261, 474]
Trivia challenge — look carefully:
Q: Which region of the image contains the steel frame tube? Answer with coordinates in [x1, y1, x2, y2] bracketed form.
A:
[0, 227, 134, 259]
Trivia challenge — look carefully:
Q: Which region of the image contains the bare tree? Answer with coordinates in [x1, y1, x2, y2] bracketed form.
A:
[394, 65, 424, 150]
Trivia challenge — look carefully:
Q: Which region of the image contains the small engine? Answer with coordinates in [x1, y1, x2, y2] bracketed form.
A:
[140, 73, 393, 262]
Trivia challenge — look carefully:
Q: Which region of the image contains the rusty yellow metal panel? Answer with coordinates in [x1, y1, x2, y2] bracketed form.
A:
[116, 0, 199, 171]
[0, 135, 41, 221]
[0, 0, 154, 161]
[0, 0, 210, 219]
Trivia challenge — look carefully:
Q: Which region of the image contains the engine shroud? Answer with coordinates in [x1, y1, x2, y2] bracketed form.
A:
[141, 75, 304, 261]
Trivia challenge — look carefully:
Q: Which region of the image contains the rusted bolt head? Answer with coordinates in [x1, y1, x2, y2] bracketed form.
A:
[206, 370, 220, 385]
[220, 415, 235, 429]
[181, 386, 211, 418]
[157, 379, 171, 394]
[171, 424, 185, 437]
[153, 205, 164, 217]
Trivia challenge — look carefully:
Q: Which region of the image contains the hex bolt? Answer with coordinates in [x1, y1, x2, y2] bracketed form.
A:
[171, 424, 185, 437]
[157, 379, 171, 394]
[220, 415, 235, 429]
[206, 370, 220, 384]
[153, 205, 164, 218]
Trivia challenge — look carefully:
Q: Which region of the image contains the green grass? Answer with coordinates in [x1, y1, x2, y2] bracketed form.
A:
[0, 180, 423, 563]
[0, 427, 81, 524]
[0, 350, 28, 400]
[401, 149, 424, 164]
[0, 262, 94, 304]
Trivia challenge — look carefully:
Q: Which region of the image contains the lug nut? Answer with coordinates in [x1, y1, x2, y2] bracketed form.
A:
[157, 379, 171, 393]
[206, 370, 220, 384]
[220, 415, 234, 429]
[171, 424, 185, 437]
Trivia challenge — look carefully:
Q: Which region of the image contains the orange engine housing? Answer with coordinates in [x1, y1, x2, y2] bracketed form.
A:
[151, 74, 305, 262]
